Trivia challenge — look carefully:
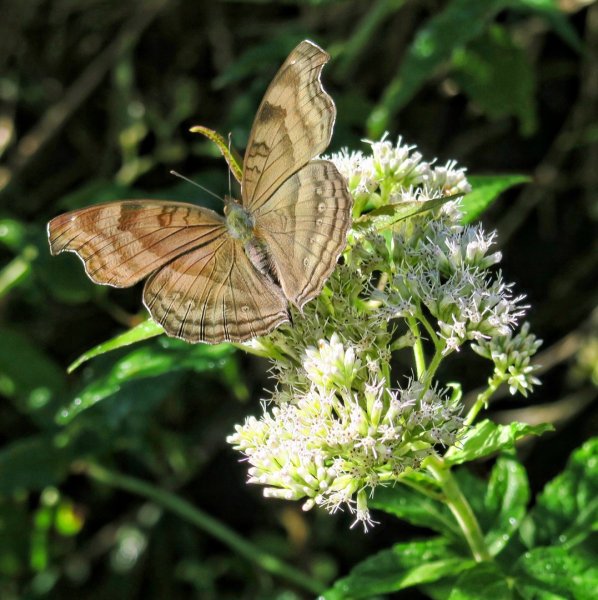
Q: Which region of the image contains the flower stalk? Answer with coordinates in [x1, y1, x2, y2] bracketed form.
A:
[425, 454, 491, 562]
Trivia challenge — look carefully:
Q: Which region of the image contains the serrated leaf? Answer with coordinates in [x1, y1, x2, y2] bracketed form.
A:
[521, 437, 598, 549]
[189, 125, 243, 183]
[370, 484, 461, 540]
[324, 538, 475, 599]
[445, 420, 552, 465]
[68, 319, 164, 372]
[484, 455, 530, 557]
[460, 174, 530, 223]
[452, 25, 537, 136]
[367, 0, 509, 137]
[513, 539, 598, 600]
[448, 562, 513, 599]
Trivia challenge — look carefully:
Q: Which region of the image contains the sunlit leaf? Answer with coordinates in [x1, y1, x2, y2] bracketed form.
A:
[354, 194, 460, 231]
[68, 319, 164, 373]
[445, 420, 553, 465]
[484, 455, 530, 557]
[58, 342, 236, 423]
[460, 174, 530, 223]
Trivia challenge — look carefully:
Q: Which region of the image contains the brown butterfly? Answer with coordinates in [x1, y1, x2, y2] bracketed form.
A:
[48, 40, 352, 343]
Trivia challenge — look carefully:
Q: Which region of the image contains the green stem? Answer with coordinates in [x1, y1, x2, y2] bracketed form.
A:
[407, 316, 426, 378]
[463, 373, 505, 427]
[418, 312, 440, 348]
[86, 463, 324, 595]
[422, 348, 444, 391]
[426, 454, 491, 562]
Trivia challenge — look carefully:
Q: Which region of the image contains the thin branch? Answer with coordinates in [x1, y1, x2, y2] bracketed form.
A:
[2, 0, 170, 190]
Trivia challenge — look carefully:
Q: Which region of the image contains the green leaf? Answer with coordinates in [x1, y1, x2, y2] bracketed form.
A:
[0, 327, 66, 424]
[324, 538, 475, 599]
[448, 562, 513, 599]
[445, 420, 553, 465]
[509, 0, 583, 53]
[484, 455, 530, 557]
[521, 437, 598, 549]
[189, 125, 243, 184]
[367, 0, 509, 137]
[460, 174, 530, 223]
[0, 218, 28, 251]
[354, 194, 461, 231]
[452, 25, 537, 136]
[57, 341, 236, 423]
[370, 484, 461, 540]
[513, 538, 598, 600]
[0, 436, 73, 494]
[68, 319, 164, 372]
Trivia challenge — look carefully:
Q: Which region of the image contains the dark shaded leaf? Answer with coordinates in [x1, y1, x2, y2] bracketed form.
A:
[370, 484, 461, 540]
[448, 562, 513, 599]
[367, 0, 508, 137]
[324, 538, 475, 599]
[520, 437, 598, 549]
[513, 538, 598, 600]
[452, 25, 537, 136]
[0, 435, 73, 494]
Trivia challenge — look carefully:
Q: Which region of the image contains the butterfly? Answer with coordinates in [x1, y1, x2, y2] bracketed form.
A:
[48, 40, 352, 344]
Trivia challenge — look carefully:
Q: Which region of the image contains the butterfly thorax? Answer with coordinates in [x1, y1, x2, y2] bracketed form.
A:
[224, 198, 254, 243]
[224, 197, 277, 282]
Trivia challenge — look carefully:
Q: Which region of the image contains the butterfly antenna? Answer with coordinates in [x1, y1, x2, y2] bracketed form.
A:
[170, 170, 223, 202]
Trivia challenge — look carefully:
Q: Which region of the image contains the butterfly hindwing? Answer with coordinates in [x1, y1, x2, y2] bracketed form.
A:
[143, 237, 289, 343]
[253, 160, 352, 308]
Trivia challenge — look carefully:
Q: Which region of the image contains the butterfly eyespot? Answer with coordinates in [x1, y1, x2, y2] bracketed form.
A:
[241, 305, 250, 313]
[316, 218, 324, 227]
[315, 187, 323, 195]
[317, 202, 326, 213]
[303, 257, 310, 268]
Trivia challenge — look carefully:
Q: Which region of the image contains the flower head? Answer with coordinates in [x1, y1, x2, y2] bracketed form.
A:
[229, 136, 539, 528]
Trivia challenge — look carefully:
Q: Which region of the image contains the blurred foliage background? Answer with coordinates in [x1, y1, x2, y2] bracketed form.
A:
[0, 0, 597, 598]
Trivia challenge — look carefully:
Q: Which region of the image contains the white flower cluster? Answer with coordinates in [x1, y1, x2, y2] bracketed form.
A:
[229, 136, 541, 529]
[472, 322, 542, 396]
[228, 334, 463, 530]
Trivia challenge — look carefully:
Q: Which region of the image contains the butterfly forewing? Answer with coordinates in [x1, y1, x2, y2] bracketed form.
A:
[143, 237, 289, 342]
[253, 160, 352, 308]
[48, 201, 226, 287]
[242, 40, 336, 212]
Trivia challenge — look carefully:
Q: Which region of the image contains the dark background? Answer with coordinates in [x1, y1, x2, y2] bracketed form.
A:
[0, 1, 596, 598]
